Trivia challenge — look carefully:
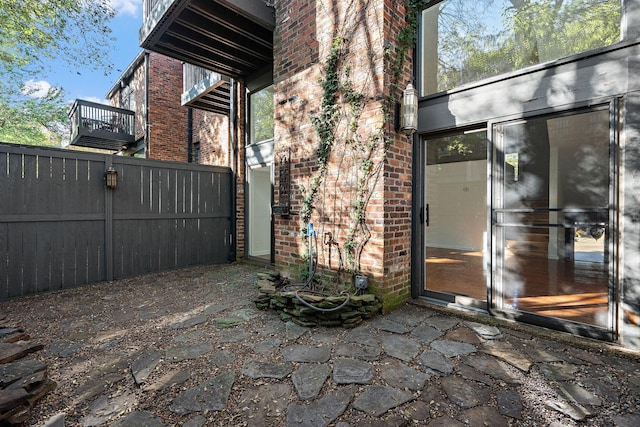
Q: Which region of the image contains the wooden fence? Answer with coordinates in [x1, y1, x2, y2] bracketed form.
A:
[0, 143, 233, 300]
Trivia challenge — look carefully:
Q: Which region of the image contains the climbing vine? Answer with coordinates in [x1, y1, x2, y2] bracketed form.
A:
[300, 38, 344, 231]
[299, 0, 426, 281]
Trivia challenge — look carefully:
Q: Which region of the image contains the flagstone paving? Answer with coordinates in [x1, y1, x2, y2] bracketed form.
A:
[1, 263, 638, 426]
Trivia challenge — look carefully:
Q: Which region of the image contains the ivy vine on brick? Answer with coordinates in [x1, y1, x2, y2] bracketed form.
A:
[300, 1, 425, 276]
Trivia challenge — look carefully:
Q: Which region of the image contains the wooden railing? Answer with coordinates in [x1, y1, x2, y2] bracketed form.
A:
[68, 100, 135, 149]
[183, 63, 221, 93]
[143, 0, 162, 20]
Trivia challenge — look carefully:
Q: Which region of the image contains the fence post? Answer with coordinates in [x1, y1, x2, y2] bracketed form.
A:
[104, 157, 114, 281]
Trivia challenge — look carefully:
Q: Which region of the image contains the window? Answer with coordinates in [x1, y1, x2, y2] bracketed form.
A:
[420, 0, 621, 96]
[249, 85, 274, 145]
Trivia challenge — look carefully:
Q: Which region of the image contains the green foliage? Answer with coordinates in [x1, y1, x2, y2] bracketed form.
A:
[0, 0, 115, 146]
[434, 0, 620, 92]
[250, 86, 275, 143]
[302, 2, 422, 276]
[302, 38, 344, 230]
[0, 82, 68, 146]
[0, 0, 115, 79]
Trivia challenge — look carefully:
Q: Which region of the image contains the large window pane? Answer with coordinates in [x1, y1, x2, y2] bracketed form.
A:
[420, 0, 621, 96]
[493, 108, 612, 328]
[249, 85, 274, 145]
[425, 130, 488, 302]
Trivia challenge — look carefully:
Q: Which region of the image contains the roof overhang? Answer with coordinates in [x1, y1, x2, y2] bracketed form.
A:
[140, 0, 274, 79]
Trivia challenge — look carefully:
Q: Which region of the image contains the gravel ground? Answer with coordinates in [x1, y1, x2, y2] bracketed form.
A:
[1, 262, 639, 426]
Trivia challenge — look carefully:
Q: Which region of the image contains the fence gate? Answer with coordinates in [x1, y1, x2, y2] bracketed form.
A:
[0, 143, 233, 300]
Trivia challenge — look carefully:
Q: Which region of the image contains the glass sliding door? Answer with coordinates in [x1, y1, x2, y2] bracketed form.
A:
[492, 107, 614, 331]
[424, 129, 489, 305]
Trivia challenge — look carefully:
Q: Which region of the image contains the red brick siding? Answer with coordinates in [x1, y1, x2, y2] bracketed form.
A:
[147, 53, 189, 162]
[273, 0, 413, 310]
[192, 109, 229, 166]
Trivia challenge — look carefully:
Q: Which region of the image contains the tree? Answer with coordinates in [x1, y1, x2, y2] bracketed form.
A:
[432, 0, 620, 92]
[0, 0, 115, 146]
[0, 81, 69, 146]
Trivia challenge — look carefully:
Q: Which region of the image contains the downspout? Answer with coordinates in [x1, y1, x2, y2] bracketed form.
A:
[187, 107, 193, 162]
[229, 78, 237, 261]
[144, 50, 150, 156]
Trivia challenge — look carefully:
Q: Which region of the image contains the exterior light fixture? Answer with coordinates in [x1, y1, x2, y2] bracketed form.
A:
[401, 81, 418, 136]
[105, 166, 118, 189]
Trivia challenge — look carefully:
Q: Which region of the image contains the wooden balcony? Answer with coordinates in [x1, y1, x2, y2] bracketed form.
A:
[140, 0, 274, 78]
[68, 100, 135, 151]
[182, 63, 231, 115]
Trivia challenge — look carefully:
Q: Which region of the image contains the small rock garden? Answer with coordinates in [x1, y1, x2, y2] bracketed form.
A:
[253, 270, 382, 328]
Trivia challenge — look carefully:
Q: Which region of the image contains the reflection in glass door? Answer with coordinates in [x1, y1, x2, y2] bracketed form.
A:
[493, 107, 613, 330]
[424, 130, 488, 304]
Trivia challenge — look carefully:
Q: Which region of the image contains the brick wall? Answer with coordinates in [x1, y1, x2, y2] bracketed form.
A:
[273, 0, 413, 311]
[147, 53, 189, 162]
[192, 109, 229, 166]
[235, 81, 246, 258]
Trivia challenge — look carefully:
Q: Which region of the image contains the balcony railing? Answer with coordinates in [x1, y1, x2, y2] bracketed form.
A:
[143, 0, 162, 20]
[182, 63, 231, 114]
[68, 100, 135, 151]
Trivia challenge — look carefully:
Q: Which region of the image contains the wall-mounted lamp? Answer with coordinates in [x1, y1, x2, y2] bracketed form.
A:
[400, 82, 418, 136]
[105, 166, 118, 189]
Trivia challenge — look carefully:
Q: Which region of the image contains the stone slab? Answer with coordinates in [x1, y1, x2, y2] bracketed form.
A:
[431, 339, 477, 358]
[143, 369, 190, 392]
[333, 359, 374, 384]
[166, 342, 213, 362]
[545, 399, 593, 421]
[482, 346, 533, 372]
[496, 389, 523, 419]
[411, 324, 443, 344]
[169, 314, 208, 330]
[352, 385, 413, 416]
[281, 345, 331, 363]
[463, 355, 522, 385]
[371, 318, 410, 334]
[538, 363, 579, 381]
[131, 350, 162, 386]
[209, 349, 235, 367]
[292, 363, 331, 400]
[418, 349, 453, 375]
[424, 316, 459, 331]
[380, 361, 430, 391]
[379, 333, 421, 362]
[440, 376, 490, 409]
[464, 321, 502, 339]
[335, 343, 381, 361]
[239, 383, 291, 426]
[169, 371, 235, 415]
[557, 382, 603, 407]
[285, 321, 309, 341]
[458, 406, 508, 427]
[242, 359, 293, 380]
[286, 386, 354, 427]
[344, 325, 378, 347]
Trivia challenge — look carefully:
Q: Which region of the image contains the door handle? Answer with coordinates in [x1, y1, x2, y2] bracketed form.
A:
[425, 204, 429, 226]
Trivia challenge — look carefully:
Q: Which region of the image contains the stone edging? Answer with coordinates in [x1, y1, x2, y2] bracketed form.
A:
[253, 271, 382, 328]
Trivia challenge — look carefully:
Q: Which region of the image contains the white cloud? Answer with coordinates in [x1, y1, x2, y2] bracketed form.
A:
[108, 0, 140, 16]
[83, 96, 110, 105]
[22, 80, 53, 98]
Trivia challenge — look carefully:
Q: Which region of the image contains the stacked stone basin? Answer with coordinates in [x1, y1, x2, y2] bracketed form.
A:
[254, 271, 382, 328]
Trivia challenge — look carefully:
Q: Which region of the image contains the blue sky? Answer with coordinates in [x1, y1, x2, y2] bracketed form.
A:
[27, 1, 143, 104]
